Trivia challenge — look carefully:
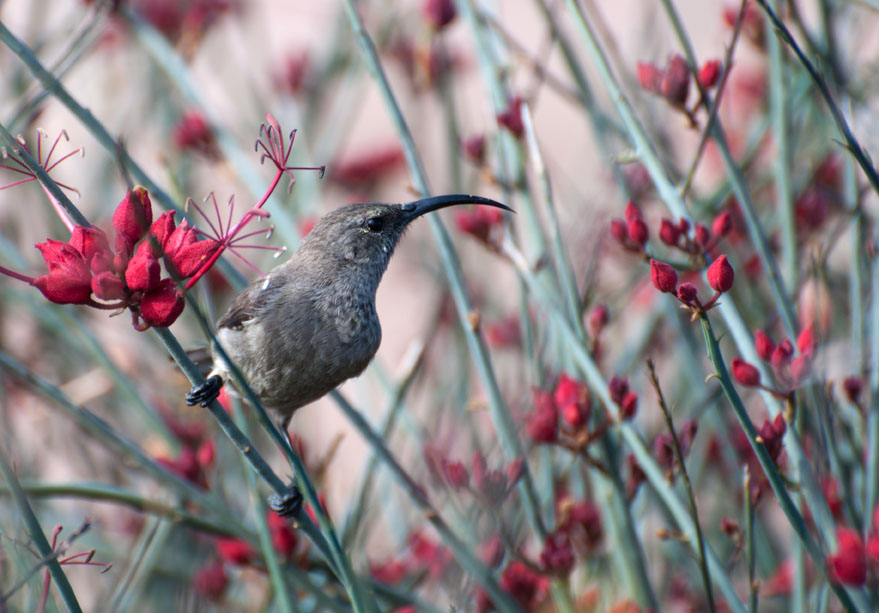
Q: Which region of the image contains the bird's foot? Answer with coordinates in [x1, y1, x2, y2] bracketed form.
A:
[186, 375, 224, 407]
[268, 483, 303, 518]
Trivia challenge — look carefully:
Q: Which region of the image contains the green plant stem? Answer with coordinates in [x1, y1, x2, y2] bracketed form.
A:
[0, 482, 242, 538]
[868, 254, 879, 523]
[341, 0, 546, 546]
[502, 239, 746, 613]
[697, 313, 861, 611]
[329, 390, 524, 611]
[765, 0, 796, 288]
[0, 446, 82, 613]
[647, 360, 715, 613]
[755, 0, 879, 198]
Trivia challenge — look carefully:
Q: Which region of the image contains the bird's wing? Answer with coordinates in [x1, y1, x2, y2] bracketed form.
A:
[216, 281, 269, 330]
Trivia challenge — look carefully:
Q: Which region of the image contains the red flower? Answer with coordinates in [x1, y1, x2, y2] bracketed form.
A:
[329, 144, 406, 188]
[636, 62, 663, 94]
[125, 243, 161, 292]
[371, 559, 407, 584]
[527, 389, 559, 443]
[698, 59, 722, 88]
[627, 218, 649, 246]
[455, 206, 504, 244]
[790, 355, 810, 385]
[711, 209, 732, 237]
[650, 259, 678, 293]
[560, 499, 603, 550]
[661, 54, 691, 108]
[174, 110, 218, 158]
[620, 392, 638, 419]
[677, 283, 698, 305]
[731, 358, 761, 387]
[754, 330, 776, 361]
[463, 134, 485, 162]
[707, 254, 734, 293]
[500, 560, 548, 609]
[539, 531, 575, 576]
[694, 223, 711, 248]
[164, 221, 220, 279]
[472, 452, 510, 504]
[267, 510, 298, 558]
[70, 226, 111, 265]
[113, 187, 153, 254]
[624, 200, 643, 223]
[32, 239, 93, 304]
[759, 414, 787, 463]
[828, 528, 867, 586]
[440, 459, 470, 489]
[608, 376, 629, 404]
[796, 324, 816, 357]
[610, 218, 629, 243]
[149, 211, 177, 256]
[91, 271, 126, 301]
[659, 218, 681, 246]
[497, 96, 525, 138]
[587, 303, 609, 336]
[140, 278, 185, 327]
[843, 376, 863, 404]
[192, 560, 228, 602]
[422, 0, 456, 29]
[216, 538, 255, 565]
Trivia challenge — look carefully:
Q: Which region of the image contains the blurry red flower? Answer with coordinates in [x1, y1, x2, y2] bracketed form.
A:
[216, 538, 254, 565]
[843, 376, 863, 404]
[828, 527, 866, 586]
[587, 303, 609, 336]
[661, 54, 691, 107]
[500, 560, 548, 609]
[455, 206, 504, 244]
[497, 96, 525, 138]
[698, 59, 722, 88]
[480, 534, 504, 569]
[192, 560, 228, 602]
[636, 62, 663, 94]
[267, 510, 298, 558]
[732, 358, 761, 387]
[659, 218, 681, 246]
[422, 0, 456, 29]
[440, 458, 470, 490]
[677, 283, 698, 305]
[463, 134, 486, 162]
[174, 111, 218, 158]
[539, 531, 575, 576]
[754, 330, 776, 361]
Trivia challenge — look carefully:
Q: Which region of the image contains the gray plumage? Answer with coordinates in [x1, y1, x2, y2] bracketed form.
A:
[188, 194, 510, 429]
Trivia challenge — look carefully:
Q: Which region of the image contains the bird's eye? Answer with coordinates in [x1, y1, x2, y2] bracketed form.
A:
[366, 217, 384, 232]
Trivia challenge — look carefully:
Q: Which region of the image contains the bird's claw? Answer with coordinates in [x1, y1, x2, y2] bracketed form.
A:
[268, 484, 303, 518]
[186, 375, 224, 407]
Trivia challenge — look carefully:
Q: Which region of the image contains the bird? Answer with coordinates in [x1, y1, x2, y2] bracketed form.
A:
[185, 193, 510, 512]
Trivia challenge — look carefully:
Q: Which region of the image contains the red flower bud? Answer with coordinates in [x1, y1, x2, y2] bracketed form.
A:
[192, 561, 228, 602]
[440, 459, 470, 489]
[771, 340, 793, 373]
[527, 405, 558, 443]
[608, 376, 629, 404]
[113, 187, 153, 253]
[754, 330, 776, 361]
[624, 200, 643, 223]
[149, 211, 177, 256]
[707, 254, 734, 293]
[32, 238, 93, 304]
[620, 391, 638, 419]
[539, 531, 575, 576]
[91, 271, 126, 301]
[732, 358, 761, 386]
[661, 54, 690, 107]
[694, 223, 711, 247]
[70, 226, 110, 261]
[711, 210, 732, 237]
[216, 537, 255, 565]
[676, 282, 698, 304]
[636, 62, 663, 94]
[562, 402, 588, 429]
[125, 243, 161, 292]
[140, 278, 185, 327]
[828, 528, 867, 586]
[659, 218, 681, 246]
[164, 222, 220, 279]
[463, 134, 485, 162]
[650, 259, 678, 293]
[267, 510, 298, 558]
[497, 96, 524, 138]
[796, 324, 816, 357]
[588, 303, 609, 336]
[422, 0, 456, 30]
[627, 217, 649, 247]
[610, 218, 629, 243]
[842, 376, 863, 404]
[698, 59, 722, 88]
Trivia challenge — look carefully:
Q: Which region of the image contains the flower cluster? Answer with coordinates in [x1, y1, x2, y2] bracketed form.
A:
[455, 205, 506, 249]
[653, 418, 699, 476]
[731, 325, 816, 397]
[429, 450, 525, 507]
[9, 188, 219, 330]
[637, 53, 723, 122]
[649, 254, 735, 313]
[155, 411, 217, 489]
[370, 530, 454, 586]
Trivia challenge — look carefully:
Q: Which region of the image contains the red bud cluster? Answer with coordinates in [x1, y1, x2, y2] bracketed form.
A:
[610, 200, 649, 252]
[733, 326, 816, 397]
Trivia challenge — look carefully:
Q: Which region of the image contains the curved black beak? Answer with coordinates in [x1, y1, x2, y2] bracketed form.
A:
[401, 194, 512, 222]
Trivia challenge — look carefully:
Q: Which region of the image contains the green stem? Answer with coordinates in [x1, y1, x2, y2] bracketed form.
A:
[0, 447, 82, 613]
